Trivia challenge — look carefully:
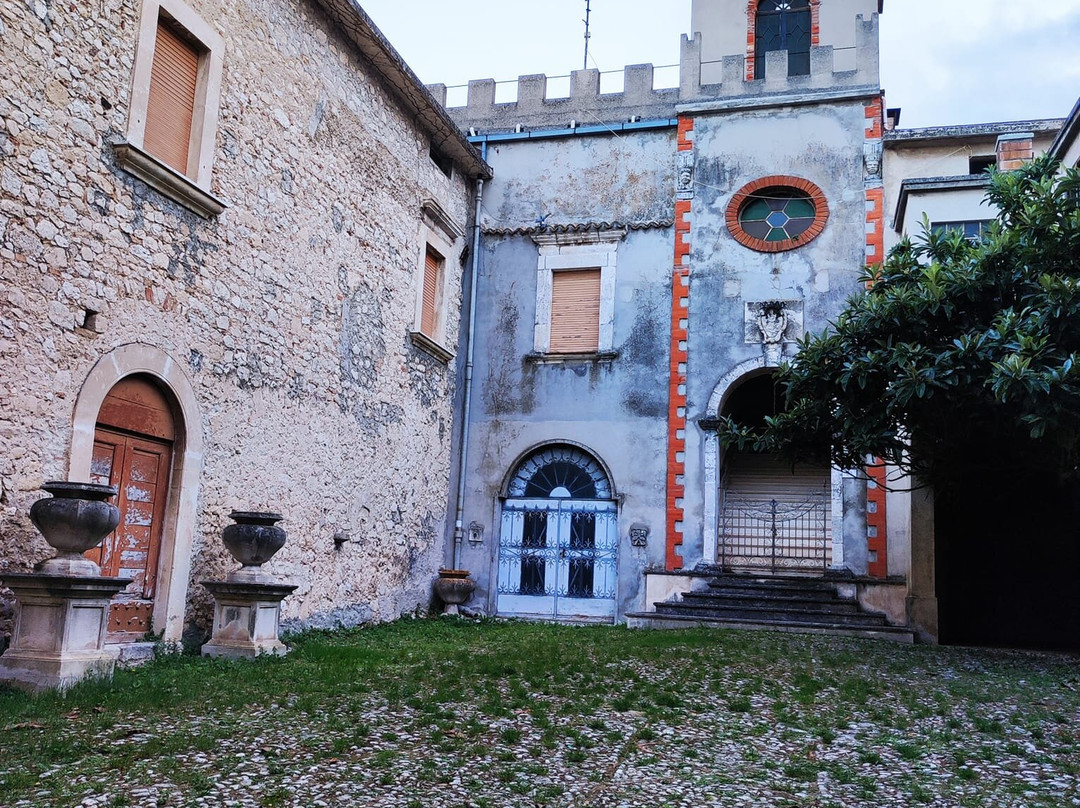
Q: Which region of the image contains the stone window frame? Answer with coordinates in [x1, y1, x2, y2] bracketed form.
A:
[113, 0, 226, 218]
[726, 175, 829, 253]
[409, 200, 464, 363]
[531, 230, 624, 361]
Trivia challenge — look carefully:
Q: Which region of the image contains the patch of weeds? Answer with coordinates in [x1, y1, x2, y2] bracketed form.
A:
[566, 748, 588, 763]
[371, 749, 397, 768]
[971, 714, 1006, 736]
[727, 696, 752, 713]
[839, 675, 878, 705]
[782, 760, 820, 782]
[501, 727, 523, 744]
[260, 786, 292, 807]
[858, 749, 882, 765]
[894, 742, 922, 761]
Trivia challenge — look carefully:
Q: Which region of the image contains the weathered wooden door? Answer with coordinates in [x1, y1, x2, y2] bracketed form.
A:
[86, 377, 175, 643]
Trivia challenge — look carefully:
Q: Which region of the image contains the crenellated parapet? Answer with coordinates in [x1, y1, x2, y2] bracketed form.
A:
[432, 14, 880, 133]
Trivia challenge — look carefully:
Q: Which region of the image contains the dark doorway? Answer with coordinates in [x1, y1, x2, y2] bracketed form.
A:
[936, 469, 1080, 650]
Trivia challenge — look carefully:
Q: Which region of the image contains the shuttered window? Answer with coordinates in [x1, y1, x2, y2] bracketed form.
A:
[145, 21, 199, 176]
[421, 247, 443, 337]
[550, 268, 601, 354]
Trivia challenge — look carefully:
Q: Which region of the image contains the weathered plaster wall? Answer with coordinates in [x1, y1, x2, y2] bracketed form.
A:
[681, 99, 873, 564]
[0, 0, 473, 642]
[457, 131, 676, 618]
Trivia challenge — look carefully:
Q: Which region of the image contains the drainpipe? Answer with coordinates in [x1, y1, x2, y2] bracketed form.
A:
[452, 142, 487, 570]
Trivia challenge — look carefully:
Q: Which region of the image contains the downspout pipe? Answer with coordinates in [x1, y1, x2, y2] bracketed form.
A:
[452, 141, 487, 570]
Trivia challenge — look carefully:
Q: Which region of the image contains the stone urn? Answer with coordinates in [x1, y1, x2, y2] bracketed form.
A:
[201, 510, 295, 659]
[433, 568, 475, 615]
[221, 511, 287, 582]
[30, 481, 120, 576]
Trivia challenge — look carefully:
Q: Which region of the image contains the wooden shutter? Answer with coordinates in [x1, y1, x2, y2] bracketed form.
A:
[550, 268, 601, 353]
[421, 247, 443, 337]
[145, 21, 199, 176]
[725, 453, 830, 507]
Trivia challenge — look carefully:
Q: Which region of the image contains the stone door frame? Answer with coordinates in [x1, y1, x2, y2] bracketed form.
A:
[68, 343, 204, 644]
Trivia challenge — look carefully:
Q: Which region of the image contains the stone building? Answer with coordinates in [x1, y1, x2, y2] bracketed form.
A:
[0, 0, 487, 653]
[437, 0, 918, 634]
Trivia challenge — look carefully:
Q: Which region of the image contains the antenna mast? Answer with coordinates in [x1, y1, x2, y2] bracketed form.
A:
[583, 0, 592, 70]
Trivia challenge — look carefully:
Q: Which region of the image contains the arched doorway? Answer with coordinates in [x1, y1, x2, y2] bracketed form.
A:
[496, 444, 618, 621]
[718, 372, 832, 572]
[86, 375, 176, 643]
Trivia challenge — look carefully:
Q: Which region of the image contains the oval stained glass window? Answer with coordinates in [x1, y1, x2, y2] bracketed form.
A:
[726, 176, 829, 253]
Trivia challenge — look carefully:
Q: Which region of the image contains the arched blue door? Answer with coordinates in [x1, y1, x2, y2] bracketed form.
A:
[497, 446, 618, 620]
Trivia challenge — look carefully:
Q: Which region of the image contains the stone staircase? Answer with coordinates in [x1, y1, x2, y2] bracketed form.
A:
[627, 573, 915, 643]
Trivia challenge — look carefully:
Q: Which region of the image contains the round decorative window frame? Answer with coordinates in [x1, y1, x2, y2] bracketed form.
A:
[726, 175, 829, 253]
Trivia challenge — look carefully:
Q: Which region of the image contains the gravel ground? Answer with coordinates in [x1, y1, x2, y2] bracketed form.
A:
[3, 622, 1079, 808]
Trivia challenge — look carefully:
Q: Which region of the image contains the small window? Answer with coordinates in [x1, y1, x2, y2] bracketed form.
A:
[410, 200, 463, 363]
[421, 247, 444, 338]
[727, 176, 829, 253]
[969, 155, 996, 174]
[532, 230, 623, 358]
[550, 268, 601, 354]
[738, 189, 816, 242]
[145, 21, 201, 176]
[114, 0, 225, 218]
[755, 0, 812, 78]
[931, 221, 991, 243]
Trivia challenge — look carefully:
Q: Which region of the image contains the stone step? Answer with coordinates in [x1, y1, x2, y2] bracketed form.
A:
[653, 600, 889, 628]
[626, 611, 916, 643]
[679, 591, 863, 615]
[707, 574, 841, 593]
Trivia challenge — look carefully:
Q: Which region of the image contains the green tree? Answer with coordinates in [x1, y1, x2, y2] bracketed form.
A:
[721, 156, 1080, 489]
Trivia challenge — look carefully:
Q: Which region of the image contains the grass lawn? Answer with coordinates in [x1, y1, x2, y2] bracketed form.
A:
[1, 619, 1078, 807]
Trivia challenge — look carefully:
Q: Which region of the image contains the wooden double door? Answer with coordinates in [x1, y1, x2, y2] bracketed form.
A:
[86, 376, 175, 643]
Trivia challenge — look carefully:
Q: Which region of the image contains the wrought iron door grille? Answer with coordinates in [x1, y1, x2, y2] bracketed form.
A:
[498, 501, 617, 601]
[719, 489, 830, 572]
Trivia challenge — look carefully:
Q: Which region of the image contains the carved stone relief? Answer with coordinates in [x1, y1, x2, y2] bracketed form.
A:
[744, 300, 804, 366]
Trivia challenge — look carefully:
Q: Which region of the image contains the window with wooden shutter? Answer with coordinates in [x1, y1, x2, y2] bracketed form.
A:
[550, 268, 601, 353]
[145, 20, 200, 176]
[421, 247, 443, 338]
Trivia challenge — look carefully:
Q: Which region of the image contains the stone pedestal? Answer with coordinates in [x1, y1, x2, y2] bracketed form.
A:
[0, 573, 131, 691]
[200, 580, 297, 658]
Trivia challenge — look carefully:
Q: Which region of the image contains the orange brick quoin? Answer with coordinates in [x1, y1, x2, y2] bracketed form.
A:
[666, 117, 694, 570]
[863, 94, 888, 578]
[866, 464, 888, 578]
[726, 175, 829, 253]
[744, 0, 821, 81]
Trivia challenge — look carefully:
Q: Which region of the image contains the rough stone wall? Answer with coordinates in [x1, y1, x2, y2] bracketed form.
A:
[0, 0, 473, 640]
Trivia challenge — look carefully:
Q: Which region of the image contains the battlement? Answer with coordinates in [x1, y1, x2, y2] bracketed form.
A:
[432, 14, 880, 134]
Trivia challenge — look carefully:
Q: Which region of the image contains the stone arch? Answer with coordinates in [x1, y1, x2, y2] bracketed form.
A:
[69, 344, 203, 644]
[702, 358, 769, 562]
[701, 358, 844, 569]
[500, 440, 618, 501]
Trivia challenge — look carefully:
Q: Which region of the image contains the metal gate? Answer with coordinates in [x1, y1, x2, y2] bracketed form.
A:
[497, 499, 618, 620]
[719, 488, 831, 573]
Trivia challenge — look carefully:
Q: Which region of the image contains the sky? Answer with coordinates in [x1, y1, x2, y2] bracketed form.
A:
[359, 0, 1080, 129]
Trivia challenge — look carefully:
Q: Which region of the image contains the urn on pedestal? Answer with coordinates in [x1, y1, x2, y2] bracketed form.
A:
[0, 481, 131, 691]
[201, 511, 296, 659]
[433, 568, 476, 616]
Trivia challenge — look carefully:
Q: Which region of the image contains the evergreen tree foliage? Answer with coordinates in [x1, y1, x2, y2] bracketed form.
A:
[720, 156, 1080, 488]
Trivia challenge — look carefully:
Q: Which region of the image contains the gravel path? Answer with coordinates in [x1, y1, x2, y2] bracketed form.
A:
[3, 624, 1079, 808]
